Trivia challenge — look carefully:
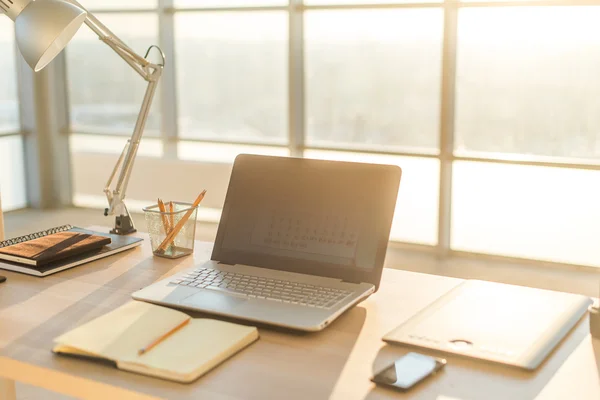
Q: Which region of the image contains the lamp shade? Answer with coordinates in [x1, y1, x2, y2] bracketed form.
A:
[15, 0, 87, 72]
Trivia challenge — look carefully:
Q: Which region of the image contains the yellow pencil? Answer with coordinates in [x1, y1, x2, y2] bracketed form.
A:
[168, 201, 175, 247]
[168, 201, 175, 229]
[138, 318, 190, 356]
[157, 199, 171, 234]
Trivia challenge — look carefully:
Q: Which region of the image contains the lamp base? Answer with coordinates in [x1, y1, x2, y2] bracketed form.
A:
[110, 215, 137, 235]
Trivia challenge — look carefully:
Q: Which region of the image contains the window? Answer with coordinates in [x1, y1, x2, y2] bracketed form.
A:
[0, 19, 26, 211]
[452, 162, 600, 266]
[0, 19, 19, 133]
[64, 1, 600, 269]
[67, 12, 161, 136]
[456, 7, 600, 159]
[305, 9, 442, 151]
[83, 0, 157, 9]
[451, 5, 600, 267]
[175, 12, 288, 143]
[0, 136, 27, 211]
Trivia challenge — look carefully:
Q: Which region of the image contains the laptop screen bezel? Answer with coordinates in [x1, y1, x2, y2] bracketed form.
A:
[210, 154, 402, 291]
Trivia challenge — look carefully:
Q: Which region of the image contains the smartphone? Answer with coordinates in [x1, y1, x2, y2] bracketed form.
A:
[371, 352, 446, 392]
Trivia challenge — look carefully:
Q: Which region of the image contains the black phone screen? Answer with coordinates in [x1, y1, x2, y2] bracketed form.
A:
[371, 352, 446, 391]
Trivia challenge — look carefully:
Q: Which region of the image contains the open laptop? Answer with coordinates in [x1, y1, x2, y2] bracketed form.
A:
[132, 154, 401, 331]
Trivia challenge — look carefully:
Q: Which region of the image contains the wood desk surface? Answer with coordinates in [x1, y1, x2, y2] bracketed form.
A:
[0, 228, 598, 400]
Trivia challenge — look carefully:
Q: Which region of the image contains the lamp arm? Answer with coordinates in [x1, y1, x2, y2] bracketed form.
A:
[66, 0, 145, 65]
[109, 68, 162, 208]
[100, 46, 163, 234]
[64, 0, 165, 234]
[68, 0, 163, 80]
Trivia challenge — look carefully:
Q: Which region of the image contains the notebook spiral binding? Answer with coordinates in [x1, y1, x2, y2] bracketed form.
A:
[0, 225, 74, 249]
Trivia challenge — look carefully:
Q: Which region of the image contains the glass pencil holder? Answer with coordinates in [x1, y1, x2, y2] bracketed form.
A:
[143, 202, 199, 259]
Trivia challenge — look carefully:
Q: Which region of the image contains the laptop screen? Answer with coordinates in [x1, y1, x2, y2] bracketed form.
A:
[212, 155, 401, 284]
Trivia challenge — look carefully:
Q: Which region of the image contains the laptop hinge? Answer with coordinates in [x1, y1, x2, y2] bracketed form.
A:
[218, 262, 235, 266]
[341, 279, 362, 285]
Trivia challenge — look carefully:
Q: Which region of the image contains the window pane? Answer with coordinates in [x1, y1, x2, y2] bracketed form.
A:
[452, 162, 600, 266]
[175, 0, 286, 7]
[0, 19, 19, 132]
[461, 0, 541, 2]
[306, 10, 443, 152]
[81, 0, 157, 10]
[178, 141, 289, 163]
[67, 14, 161, 137]
[456, 8, 600, 159]
[0, 136, 27, 211]
[71, 134, 163, 213]
[175, 12, 287, 143]
[70, 134, 163, 157]
[306, 0, 439, 3]
[305, 150, 439, 245]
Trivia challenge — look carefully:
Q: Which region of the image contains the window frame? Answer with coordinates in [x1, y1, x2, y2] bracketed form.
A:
[0, 26, 28, 211]
[63, 0, 600, 269]
[0, 26, 21, 137]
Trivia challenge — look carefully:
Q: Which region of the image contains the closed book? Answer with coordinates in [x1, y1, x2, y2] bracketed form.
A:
[0, 231, 111, 266]
[0, 225, 143, 276]
[53, 301, 259, 383]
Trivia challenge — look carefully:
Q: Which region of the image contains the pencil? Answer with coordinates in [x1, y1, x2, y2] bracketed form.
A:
[156, 190, 207, 252]
[138, 318, 190, 356]
[169, 201, 175, 229]
[157, 199, 171, 236]
[168, 201, 175, 247]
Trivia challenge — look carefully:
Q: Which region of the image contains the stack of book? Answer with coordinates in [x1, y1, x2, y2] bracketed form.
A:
[0, 225, 143, 277]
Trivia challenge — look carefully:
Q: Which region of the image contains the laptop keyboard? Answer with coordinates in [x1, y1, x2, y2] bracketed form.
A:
[170, 267, 353, 309]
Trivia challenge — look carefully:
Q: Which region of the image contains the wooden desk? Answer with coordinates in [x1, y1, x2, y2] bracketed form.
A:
[0, 228, 598, 400]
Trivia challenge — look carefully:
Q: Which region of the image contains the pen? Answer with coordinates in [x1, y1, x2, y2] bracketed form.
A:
[138, 317, 190, 356]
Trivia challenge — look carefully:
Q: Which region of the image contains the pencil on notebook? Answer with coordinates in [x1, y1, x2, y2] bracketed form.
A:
[156, 190, 207, 253]
[138, 317, 190, 356]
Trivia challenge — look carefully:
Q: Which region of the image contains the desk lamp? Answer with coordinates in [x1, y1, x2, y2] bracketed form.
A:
[2, 0, 164, 235]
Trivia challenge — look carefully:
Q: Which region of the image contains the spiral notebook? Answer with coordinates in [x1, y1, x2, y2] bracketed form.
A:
[0, 225, 143, 277]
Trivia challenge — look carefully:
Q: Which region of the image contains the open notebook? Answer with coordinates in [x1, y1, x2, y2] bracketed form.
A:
[53, 301, 259, 383]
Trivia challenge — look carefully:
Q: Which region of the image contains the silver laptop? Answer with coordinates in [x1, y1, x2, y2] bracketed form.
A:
[132, 154, 401, 331]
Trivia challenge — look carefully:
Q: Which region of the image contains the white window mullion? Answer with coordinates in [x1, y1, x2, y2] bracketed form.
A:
[289, 0, 305, 158]
[437, 1, 458, 256]
[159, 0, 179, 159]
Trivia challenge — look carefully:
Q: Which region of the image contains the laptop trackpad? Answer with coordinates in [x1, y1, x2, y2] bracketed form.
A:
[180, 291, 247, 310]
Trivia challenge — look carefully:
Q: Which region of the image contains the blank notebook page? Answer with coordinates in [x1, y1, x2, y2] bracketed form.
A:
[54, 301, 258, 377]
[54, 301, 189, 359]
[131, 319, 257, 376]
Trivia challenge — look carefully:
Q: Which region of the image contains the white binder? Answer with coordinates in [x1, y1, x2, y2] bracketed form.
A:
[383, 280, 592, 370]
